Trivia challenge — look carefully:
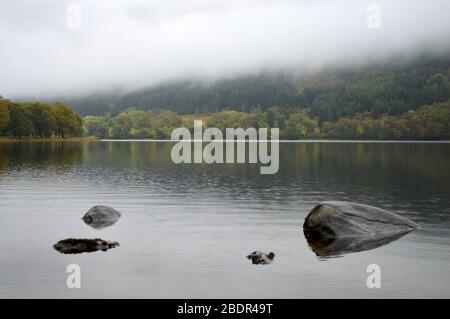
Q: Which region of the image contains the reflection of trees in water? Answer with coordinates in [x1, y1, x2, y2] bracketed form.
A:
[80, 142, 450, 208]
[0, 142, 448, 213]
[0, 142, 84, 172]
[0, 149, 10, 171]
[281, 143, 450, 216]
[84, 141, 176, 167]
[281, 143, 448, 187]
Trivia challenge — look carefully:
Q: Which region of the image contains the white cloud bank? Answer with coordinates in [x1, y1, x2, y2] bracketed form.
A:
[1, 0, 449, 97]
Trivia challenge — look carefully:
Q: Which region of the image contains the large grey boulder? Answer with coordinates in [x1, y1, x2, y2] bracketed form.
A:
[82, 205, 121, 229]
[303, 201, 417, 257]
[53, 238, 119, 254]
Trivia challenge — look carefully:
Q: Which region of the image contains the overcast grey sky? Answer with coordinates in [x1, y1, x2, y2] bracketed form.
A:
[1, 0, 449, 98]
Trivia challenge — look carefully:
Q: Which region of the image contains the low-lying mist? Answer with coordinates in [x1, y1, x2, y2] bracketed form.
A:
[1, 0, 450, 99]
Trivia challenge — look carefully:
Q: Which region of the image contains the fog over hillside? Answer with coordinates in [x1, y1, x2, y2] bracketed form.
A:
[1, 0, 450, 100]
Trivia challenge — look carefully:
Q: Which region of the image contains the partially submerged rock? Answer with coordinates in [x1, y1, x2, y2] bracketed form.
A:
[303, 201, 417, 257]
[53, 238, 119, 254]
[82, 205, 121, 229]
[306, 232, 410, 258]
[304, 201, 417, 239]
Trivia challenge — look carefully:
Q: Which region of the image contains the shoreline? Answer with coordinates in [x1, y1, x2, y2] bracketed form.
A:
[100, 139, 450, 143]
[0, 136, 96, 143]
[1, 136, 449, 143]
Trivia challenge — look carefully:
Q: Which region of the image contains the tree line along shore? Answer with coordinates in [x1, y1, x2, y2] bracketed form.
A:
[83, 101, 449, 140]
[1, 96, 449, 141]
[0, 98, 83, 139]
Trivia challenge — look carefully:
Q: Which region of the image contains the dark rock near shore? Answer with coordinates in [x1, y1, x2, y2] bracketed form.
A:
[303, 201, 417, 257]
[82, 205, 121, 229]
[53, 238, 119, 254]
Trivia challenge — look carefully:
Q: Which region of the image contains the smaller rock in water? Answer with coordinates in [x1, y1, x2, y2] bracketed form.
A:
[53, 238, 119, 254]
[82, 205, 121, 229]
[246, 251, 275, 265]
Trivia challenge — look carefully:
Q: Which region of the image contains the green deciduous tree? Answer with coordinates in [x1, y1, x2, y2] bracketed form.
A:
[29, 102, 56, 137]
[94, 123, 109, 139]
[8, 104, 34, 138]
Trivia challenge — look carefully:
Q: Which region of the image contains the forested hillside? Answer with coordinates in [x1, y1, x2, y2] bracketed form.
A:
[4, 55, 450, 140]
[58, 55, 450, 122]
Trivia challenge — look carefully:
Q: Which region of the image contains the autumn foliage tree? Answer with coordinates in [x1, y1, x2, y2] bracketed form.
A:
[0, 98, 82, 138]
[51, 103, 83, 138]
[0, 98, 12, 134]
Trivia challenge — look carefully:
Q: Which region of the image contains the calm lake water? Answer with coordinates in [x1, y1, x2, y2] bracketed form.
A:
[0, 141, 449, 298]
